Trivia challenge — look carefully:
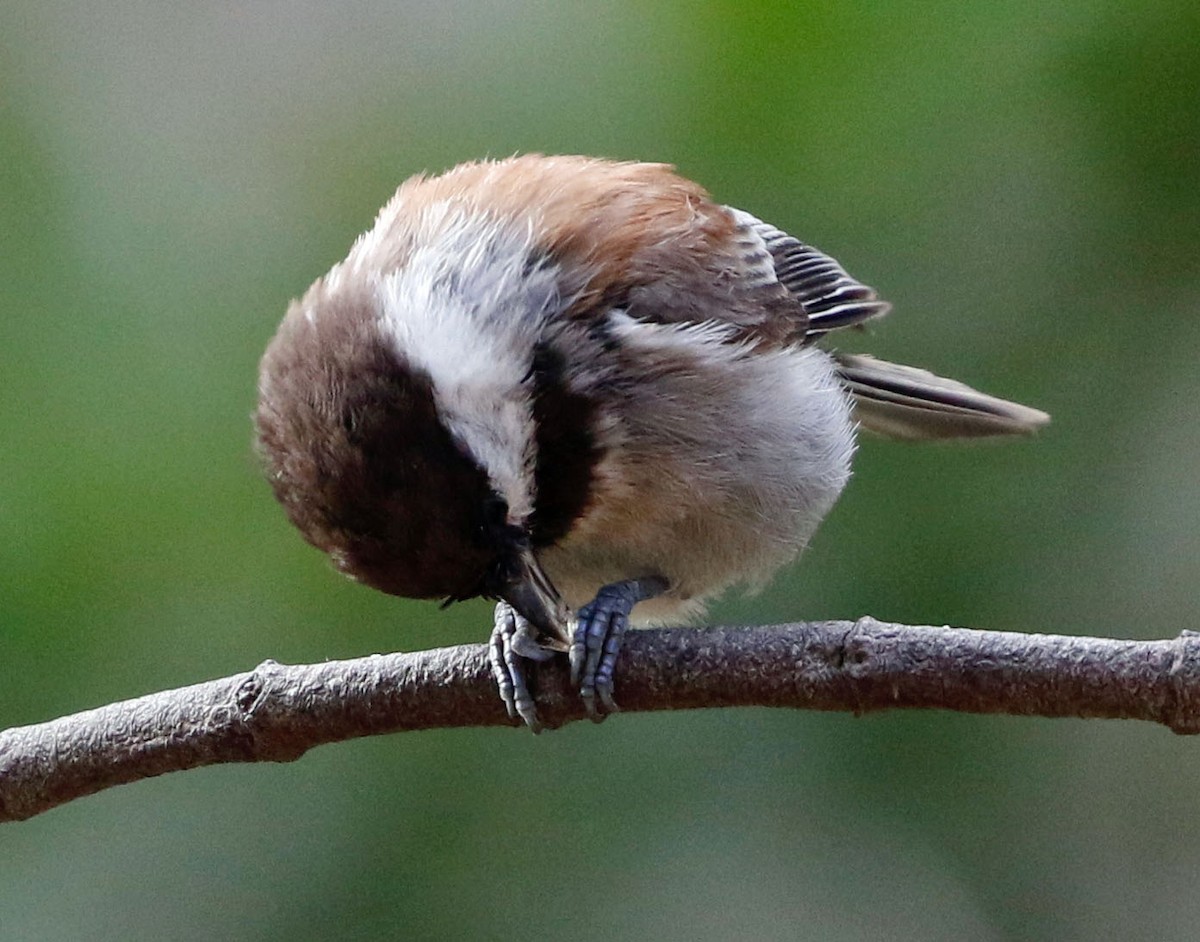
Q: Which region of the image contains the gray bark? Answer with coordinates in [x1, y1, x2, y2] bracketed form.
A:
[3, 618, 1199, 823]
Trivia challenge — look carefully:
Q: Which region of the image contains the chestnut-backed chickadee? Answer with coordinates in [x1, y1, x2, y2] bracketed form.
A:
[255, 154, 1048, 731]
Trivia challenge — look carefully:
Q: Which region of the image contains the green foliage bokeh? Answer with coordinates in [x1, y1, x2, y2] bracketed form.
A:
[2, 3, 1199, 939]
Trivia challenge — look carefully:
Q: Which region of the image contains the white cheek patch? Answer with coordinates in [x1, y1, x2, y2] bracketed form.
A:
[374, 208, 561, 522]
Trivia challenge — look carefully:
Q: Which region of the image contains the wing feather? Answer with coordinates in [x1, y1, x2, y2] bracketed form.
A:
[726, 208, 891, 337]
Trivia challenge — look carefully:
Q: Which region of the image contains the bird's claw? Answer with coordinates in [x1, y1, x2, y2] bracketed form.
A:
[492, 577, 667, 729]
[569, 576, 668, 722]
[489, 603, 550, 733]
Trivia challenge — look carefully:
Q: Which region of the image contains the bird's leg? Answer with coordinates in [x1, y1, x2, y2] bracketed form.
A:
[570, 576, 669, 721]
[489, 601, 555, 733]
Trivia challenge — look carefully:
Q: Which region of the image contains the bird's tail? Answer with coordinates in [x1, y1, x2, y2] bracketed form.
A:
[833, 353, 1050, 440]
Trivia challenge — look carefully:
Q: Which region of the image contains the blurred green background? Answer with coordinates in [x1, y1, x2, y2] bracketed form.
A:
[2, 1, 1199, 939]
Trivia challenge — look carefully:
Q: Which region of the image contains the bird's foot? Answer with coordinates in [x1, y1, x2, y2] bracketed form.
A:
[489, 601, 555, 733]
[569, 576, 669, 721]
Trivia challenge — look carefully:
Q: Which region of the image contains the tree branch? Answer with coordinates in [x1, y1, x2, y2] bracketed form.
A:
[3, 617, 1199, 823]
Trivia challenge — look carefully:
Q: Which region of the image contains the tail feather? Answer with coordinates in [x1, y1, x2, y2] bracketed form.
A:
[834, 353, 1050, 440]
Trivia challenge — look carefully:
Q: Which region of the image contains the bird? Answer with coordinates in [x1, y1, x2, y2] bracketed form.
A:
[254, 154, 1049, 731]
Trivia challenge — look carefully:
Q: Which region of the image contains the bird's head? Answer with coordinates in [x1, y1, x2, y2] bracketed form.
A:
[254, 208, 574, 644]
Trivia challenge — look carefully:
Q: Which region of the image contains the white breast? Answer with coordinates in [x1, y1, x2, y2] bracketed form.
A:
[539, 314, 855, 623]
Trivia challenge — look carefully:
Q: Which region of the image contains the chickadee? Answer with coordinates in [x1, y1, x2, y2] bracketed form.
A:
[255, 154, 1048, 731]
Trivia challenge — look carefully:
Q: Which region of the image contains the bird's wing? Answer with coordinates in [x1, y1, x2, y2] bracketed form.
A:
[616, 206, 891, 346]
[726, 211, 1048, 438]
[724, 208, 892, 339]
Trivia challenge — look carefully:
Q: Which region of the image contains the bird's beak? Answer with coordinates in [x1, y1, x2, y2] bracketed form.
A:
[500, 546, 571, 652]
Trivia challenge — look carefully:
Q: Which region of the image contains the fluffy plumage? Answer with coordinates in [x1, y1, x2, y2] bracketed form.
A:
[255, 154, 1048, 726]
